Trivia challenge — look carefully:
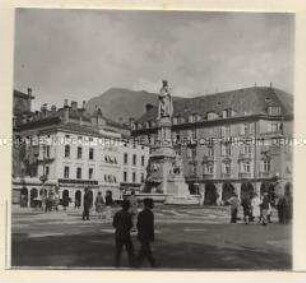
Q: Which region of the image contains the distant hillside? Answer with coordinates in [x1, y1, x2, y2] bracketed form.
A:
[85, 87, 182, 125]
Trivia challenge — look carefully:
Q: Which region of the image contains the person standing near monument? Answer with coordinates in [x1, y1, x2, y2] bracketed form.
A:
[82, 187, 91, 221]
[136, 198, 156, 268]
[112, 199, 135, 267]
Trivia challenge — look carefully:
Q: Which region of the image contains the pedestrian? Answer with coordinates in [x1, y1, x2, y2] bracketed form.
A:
[82, 187, 91, 220]
[260, 192, 270, 226]
[283, 187, 293, 224]
[54, 187, 60, 211]
[128, 189, 138, 232]
[277, 195, 285, 224]
[105, 191, 113, 223]
[251, 193, 261, 223]
[112, 199, 135, 267]
[95, 191, 105, 219]
[227, 193, 240, 223]
[136, 198, 156, 268]
[241, 197, 252, 224]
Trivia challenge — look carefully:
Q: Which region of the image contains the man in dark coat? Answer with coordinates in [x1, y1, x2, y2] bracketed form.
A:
[82, 187, 91, 220]
[136, 198, 156, 267]
[112, 200, 135, 267]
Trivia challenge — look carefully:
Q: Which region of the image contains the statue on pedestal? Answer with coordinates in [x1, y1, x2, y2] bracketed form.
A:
[158, 80, 173, 119]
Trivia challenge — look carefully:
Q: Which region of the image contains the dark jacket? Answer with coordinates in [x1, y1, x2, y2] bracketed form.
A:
[83, 191, 92, 208]
[112, 209, 133, 240]
[261, 195, 270, 210]
[137, 208, 154, 242]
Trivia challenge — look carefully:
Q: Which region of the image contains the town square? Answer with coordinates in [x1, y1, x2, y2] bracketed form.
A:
[11, 9, 293, 270]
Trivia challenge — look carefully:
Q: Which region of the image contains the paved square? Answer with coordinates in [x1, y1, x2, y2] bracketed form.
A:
[11, 205, 291, 270]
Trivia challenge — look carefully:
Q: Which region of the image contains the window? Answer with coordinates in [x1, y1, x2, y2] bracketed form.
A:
[208, 147, 214, 157]
[64, 145, 70, 158]
[76, 168, 82, 179]
[133, 154, 137, 166]
[223, 163, 231, 174]
[124, 153, 128, 164]
[77, 147, 82, 159]
[206, 164, 214, 174]
[222, 144, 232, 156]
[45, 166, 49, 176]
[240, 123, 251, 136]
[132, 172, 136, 183]
[221, 125, 231, 137]
[89, 148, 94, 160]
[123, 171, 127, 182]
[207, 112, 219, 120]
[263, 159, 271, 172]
[268, 122, 282, 133]
[141, 173, 145, 183]
[88, 168, 93, 179]
[268, 106, 282, 116]
[141, 155, 145, 166]
[64, 166, 69, 179]
[244, 161, 251, 173]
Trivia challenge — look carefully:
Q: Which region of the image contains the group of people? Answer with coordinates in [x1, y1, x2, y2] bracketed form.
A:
[227, 190, 292, 225]
[82, 188, 113, 221]
[113, 196, 156, 268]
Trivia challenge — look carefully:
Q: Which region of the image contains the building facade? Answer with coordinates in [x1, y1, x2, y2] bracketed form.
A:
[131, 86, 293, 205]
[12, 94, 149, 208]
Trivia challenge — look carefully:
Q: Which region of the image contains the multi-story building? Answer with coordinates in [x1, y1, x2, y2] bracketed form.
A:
[131, 86, 293, 205]
[12, 94, 149, 208]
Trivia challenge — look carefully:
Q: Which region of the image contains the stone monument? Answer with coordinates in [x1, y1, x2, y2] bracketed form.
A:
[144, 80, 199, 204]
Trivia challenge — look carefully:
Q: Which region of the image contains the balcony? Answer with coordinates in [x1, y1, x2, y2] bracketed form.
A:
[221, 173, 232, 179]
[238, 172, 252, 179]
[202, 155, 214, 163]
[259, 171, 271, 178]
[238, 152, 252, 160]
[202, 173, 214, 179]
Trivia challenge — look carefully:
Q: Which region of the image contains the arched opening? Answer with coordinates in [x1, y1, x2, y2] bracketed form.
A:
[241, 182, 255, 201]
[105, 190, 113, 206]
[75, 190, 81, 208]
[20, 187, 28, 207]
[204, 182, 218, 205]
[260, 181, 276, 206]
[30, 188, 38, 208]
[62, 189, 70, 208]
[222, 182, 235, 203]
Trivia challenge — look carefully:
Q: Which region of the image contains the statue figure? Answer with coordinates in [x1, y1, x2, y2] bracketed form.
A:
[158, 80, 173, 119]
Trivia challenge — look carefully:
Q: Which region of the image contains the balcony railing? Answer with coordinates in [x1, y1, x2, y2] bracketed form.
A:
[221, 173, 232, 179]
[202, 173, 214, 179]
[238, 172, 252, 178]
[259, 171, 271, 178]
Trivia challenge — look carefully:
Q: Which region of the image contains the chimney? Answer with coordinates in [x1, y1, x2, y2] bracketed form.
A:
[270, 82, 273, 88]
[41, 104, 48, 117]
[63, 100, 70, 123]
[51, 105, 57, 113]
[82, 100, 86, 109]
[71, 101, 78, 110]
[27, 87, 32, 97]
[129, 117, 135, 130]
[145, 103, 154, 113]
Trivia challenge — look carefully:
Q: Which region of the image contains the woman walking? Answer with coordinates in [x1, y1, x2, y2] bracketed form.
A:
[95, 192, 105, 219]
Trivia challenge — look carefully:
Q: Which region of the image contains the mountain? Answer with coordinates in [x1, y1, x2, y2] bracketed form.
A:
[85, 87, 182, 125]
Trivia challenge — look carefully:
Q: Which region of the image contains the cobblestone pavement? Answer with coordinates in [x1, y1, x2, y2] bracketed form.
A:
[11, 205, 291, 270]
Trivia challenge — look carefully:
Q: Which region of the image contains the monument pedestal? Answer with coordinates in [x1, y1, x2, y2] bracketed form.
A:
[143, 80, 200, 205]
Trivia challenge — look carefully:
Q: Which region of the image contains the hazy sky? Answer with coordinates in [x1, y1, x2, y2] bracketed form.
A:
[14, 9, 294, 110]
